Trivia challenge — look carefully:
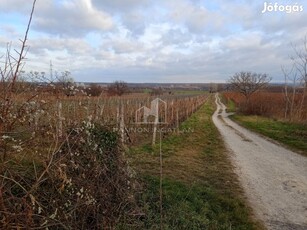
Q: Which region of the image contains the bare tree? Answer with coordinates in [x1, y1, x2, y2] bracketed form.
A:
[107, 81, 129, 96]
[55, 71, 76, 96]
[209, 83, 218, 93]
[282, 65, 298, 121]
[228, 71, 272, 104]
[291, 36, 307, 120]
[282, 37, 307, 121]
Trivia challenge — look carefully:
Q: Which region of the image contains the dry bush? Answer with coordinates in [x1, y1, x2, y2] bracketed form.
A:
[150, 88, 164, 96]
[0, 122, 137, 229]
[107, 81, 129, 96]
[224, 91, 307, 121]
[84, 84, 103, 97]
[224, 91, 281, 116]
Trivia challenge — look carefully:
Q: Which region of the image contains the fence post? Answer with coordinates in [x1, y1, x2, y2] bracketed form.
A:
[57, 101, 63, 138]
[152, 100, 159, 145]
[120, 102, 125, 143]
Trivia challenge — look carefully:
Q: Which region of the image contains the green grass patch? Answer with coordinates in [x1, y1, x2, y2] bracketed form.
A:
[133, 176, 255, 230]
[123, 96, 262, 229]
[173, 90, 207, 95]
[231, 115, 307, 156]
[221, 95, 236, 113]
[226, 99, 236, 113]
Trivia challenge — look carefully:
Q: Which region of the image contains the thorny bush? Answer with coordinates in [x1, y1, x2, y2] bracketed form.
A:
[0, 122, 137, 229]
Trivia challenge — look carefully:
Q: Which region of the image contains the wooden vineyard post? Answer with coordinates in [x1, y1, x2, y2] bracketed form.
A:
[116, 100, 120, 124]
[171, 100, 174, 123]
[120, 102, 125, 143]
[57, 101, 63, 138]
[95, 101, 98, 121]
[86, 98, 90, 119]
[100, 104, 104, 118]
[34, 110, 39, 133]
[176, 108, 179, 133]
[152, 100, 159, 146]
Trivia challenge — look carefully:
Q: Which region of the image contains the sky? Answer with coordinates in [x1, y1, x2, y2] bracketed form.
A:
[0, 0, 306, 83]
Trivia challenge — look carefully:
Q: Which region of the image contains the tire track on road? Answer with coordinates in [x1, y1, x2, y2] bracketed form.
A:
[212, 93, 307, 230]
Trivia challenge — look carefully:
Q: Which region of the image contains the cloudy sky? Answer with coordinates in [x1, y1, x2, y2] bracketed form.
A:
[0, 0, 306, 83]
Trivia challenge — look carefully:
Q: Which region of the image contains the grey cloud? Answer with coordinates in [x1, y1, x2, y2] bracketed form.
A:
[32, 0, 114, 37]
[260, 13, 307, 34]
[0, 25, 19, 39]
[0, 0, 33, 13]
[159, 28, 192, 47]
[92, 0, 149, 11]
[1, 0, 306, 83]
[165, 0, 227, 34]
[120, 11, 147, 36]
[105, 39, 145, 54]
[28, 37, 93, 56]
[92, 0, 152, 35]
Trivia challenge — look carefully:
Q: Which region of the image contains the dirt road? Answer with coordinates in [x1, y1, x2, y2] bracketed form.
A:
[212, 94, 307, 230]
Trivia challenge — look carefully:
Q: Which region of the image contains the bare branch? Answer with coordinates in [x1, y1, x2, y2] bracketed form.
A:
[107, 81, 129, 96]
[10, 0, 37, 91]
[228, 71, 271, 103]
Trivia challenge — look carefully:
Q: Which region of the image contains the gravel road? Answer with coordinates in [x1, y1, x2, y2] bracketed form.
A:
[212, 94, 307, 230]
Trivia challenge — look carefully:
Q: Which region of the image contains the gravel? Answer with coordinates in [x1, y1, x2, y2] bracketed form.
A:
[212, 94, 307, 230]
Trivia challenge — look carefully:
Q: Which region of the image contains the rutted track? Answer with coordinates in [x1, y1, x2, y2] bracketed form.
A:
[212, 94, 307, 230]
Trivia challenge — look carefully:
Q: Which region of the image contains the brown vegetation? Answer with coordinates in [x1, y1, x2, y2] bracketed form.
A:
[0, 123, 136, 229]
[83, 83, 104, 97]
[228, 71, 272, 104]
[150, 87, 164, 96]
[0, 91, 207, 228]
[0, 1, 139, 228]
[223, 90, 307, 122]
[107, 81, 129, 96]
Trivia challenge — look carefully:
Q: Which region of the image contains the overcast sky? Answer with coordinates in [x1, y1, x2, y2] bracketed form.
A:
[0, 0, 306, 83]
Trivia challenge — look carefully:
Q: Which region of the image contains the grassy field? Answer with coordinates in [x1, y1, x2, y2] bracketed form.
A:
[173, 90, 206, 95]
[122, 96, 262, 229]
[231, 115, 307, 156]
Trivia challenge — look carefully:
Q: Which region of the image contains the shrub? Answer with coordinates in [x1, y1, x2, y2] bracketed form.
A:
[107, 81, 129, 96]
[0, 122, 136, 229]
[84, 84, 103, 97]
[150, 88, 164, 96]
[223, 91, 307, 121]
